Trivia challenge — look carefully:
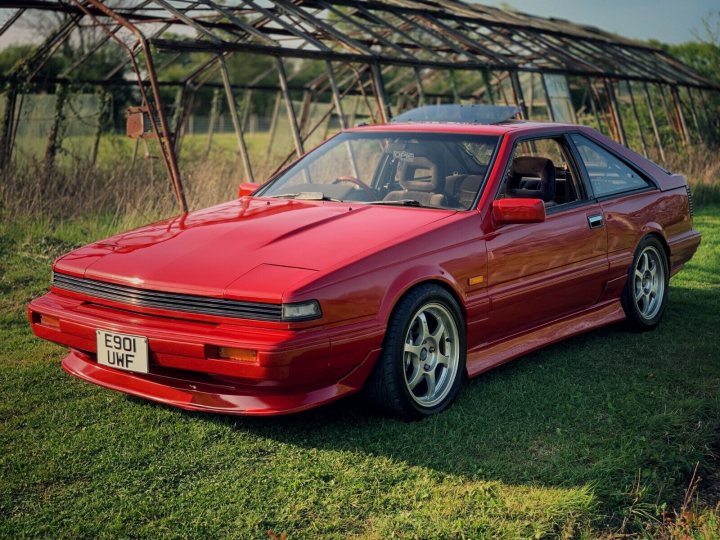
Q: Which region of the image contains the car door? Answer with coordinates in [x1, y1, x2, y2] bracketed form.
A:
[484, 135, 609, 342]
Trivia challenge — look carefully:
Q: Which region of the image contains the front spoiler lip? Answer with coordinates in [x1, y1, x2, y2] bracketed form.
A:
[62, 348, 379, 416]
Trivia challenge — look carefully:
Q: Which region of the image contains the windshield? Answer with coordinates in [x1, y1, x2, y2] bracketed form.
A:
[256, 132, 500, 210]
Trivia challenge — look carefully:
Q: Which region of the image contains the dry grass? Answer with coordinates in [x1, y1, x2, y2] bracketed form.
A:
[1, 140, 719, 223]
[663, 144, 720, 205]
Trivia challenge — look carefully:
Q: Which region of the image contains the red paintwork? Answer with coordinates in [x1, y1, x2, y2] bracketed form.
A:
[28, 121, 702, 415]
[492, 198, 546, 224]
[238, 182, 261, 197]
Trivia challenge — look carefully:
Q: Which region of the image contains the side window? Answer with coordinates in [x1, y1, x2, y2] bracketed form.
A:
[498, 137, 585, 208]
[570, 134, 650, 197]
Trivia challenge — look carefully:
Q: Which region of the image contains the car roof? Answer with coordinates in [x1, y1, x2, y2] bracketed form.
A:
[346, 121, 579, 136]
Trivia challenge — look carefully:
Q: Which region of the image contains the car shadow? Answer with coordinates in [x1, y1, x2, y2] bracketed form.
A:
[133, 285, 720, 509]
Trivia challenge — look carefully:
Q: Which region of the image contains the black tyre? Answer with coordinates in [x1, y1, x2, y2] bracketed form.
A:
[621, 235, 669, 331]
[365, 284, 466, 420]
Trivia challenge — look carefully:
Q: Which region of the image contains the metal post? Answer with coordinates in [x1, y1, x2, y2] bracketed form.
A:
[71, 0, 188, 213]
[219, 55, 254, 183]
[413, 67, 426, 106]
[276, 57, 304, 157]
[371, 61, 391, 123]
[326, 61, 347, 129]
[685, 87, 704, 144]
[604, 79, 626, 145]
[264, 92, 282, 161]
[241, 88, 253, 132]
[327, 60, 358, 176]
[625, 81, 648, 158]
[658, 85, 679, 144]
[0, 86, 18, 170]
[45, 83, 68, 169]
[540, 74, 555, 122]
[170, 86, 186, 156]
[297, 90, 313, 136]
[205, 88, 220, 158]
[448, 70, 460, 103]
[91, 89, 111, 165]
[670, 86, 691, 146]
[509, 70, 528, 119]
[482, 69, 495, 105]
[585, 79, 602, 133]
[642, 83, 666, 164]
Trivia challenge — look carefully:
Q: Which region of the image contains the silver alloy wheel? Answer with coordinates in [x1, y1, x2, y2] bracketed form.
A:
[402, 302, 460, 408]
[633, 245, 665, 320]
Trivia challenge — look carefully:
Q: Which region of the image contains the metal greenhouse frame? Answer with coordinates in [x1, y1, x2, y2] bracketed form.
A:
[1, 0, 718, 212]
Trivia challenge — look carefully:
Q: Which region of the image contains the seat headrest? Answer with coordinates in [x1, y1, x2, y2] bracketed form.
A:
[397, 154, 443, 192]
[507, 156, 556, 202]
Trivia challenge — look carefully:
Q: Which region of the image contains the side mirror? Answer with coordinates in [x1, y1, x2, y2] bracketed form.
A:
[238, 182, 261, 198]
[492, 198, 546, 225]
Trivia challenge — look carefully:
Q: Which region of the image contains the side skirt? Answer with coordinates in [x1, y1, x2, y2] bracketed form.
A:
[466, 300, 626, 378]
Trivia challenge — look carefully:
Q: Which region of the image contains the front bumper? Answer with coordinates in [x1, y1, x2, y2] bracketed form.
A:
[28, 292, 383, 415]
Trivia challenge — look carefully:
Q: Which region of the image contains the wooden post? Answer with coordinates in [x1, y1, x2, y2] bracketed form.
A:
[219, 56, 254, 183]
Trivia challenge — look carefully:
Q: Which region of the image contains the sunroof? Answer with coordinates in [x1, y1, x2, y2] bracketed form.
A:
[392, 104, 521, 125]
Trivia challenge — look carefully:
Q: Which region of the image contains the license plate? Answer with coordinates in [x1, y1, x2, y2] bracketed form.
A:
[96, 329, 149, 374]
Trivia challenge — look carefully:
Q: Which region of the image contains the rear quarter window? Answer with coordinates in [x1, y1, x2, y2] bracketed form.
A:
[570, 134, 650, 197]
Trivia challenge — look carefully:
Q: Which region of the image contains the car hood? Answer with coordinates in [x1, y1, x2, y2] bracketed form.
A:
[54, 198, 454, 302]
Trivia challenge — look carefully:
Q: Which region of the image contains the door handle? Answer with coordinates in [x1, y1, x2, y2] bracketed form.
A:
[587, 214, 604, 229]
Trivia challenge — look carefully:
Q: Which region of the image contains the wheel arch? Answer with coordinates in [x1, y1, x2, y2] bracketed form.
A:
[381, 272, 467, 333]
[638, 225, 671, 262]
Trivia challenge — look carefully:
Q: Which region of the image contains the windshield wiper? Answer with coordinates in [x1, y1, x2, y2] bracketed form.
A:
[365, 199, 432, 208]
[267, 192, 343, 202]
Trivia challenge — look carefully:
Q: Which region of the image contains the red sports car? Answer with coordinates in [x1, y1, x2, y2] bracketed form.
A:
[28, 106, 701, 419]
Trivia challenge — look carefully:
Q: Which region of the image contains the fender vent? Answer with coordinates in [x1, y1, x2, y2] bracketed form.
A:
[686, 184, 695, 217]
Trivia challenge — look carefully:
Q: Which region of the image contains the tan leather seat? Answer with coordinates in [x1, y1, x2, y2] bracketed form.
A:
[384, 148, 448, 207]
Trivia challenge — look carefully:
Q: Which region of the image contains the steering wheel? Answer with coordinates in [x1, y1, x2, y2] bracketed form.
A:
[332, 176, 377, 199]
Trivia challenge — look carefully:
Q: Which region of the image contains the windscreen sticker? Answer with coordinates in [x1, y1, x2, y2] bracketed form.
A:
[393, 150, 415, 162]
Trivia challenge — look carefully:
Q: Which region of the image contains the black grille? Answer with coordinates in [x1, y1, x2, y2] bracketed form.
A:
[52, 273, 283, 321]
[686, 184, 695, 217]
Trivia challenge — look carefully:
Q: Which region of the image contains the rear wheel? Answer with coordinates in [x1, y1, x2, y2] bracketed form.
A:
[366, 284, 466, 420]
[621, 236, 669, 331]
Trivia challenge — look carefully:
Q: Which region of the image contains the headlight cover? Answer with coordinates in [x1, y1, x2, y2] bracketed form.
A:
[281, 300, 322, 321]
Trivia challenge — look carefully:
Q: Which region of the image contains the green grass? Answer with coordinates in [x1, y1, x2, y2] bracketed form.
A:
[1, 208, 719, 538]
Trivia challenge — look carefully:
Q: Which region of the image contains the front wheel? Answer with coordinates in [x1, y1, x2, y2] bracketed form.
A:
[621, 236, 669, 331]
[365, 285, 466, 420]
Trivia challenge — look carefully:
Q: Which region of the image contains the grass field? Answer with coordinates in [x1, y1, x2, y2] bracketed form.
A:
[1, 207, 719, 538]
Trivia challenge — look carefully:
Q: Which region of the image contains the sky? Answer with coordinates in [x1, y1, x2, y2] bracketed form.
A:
[480, 0, 718, 44]
[0, 1, 717, 49]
